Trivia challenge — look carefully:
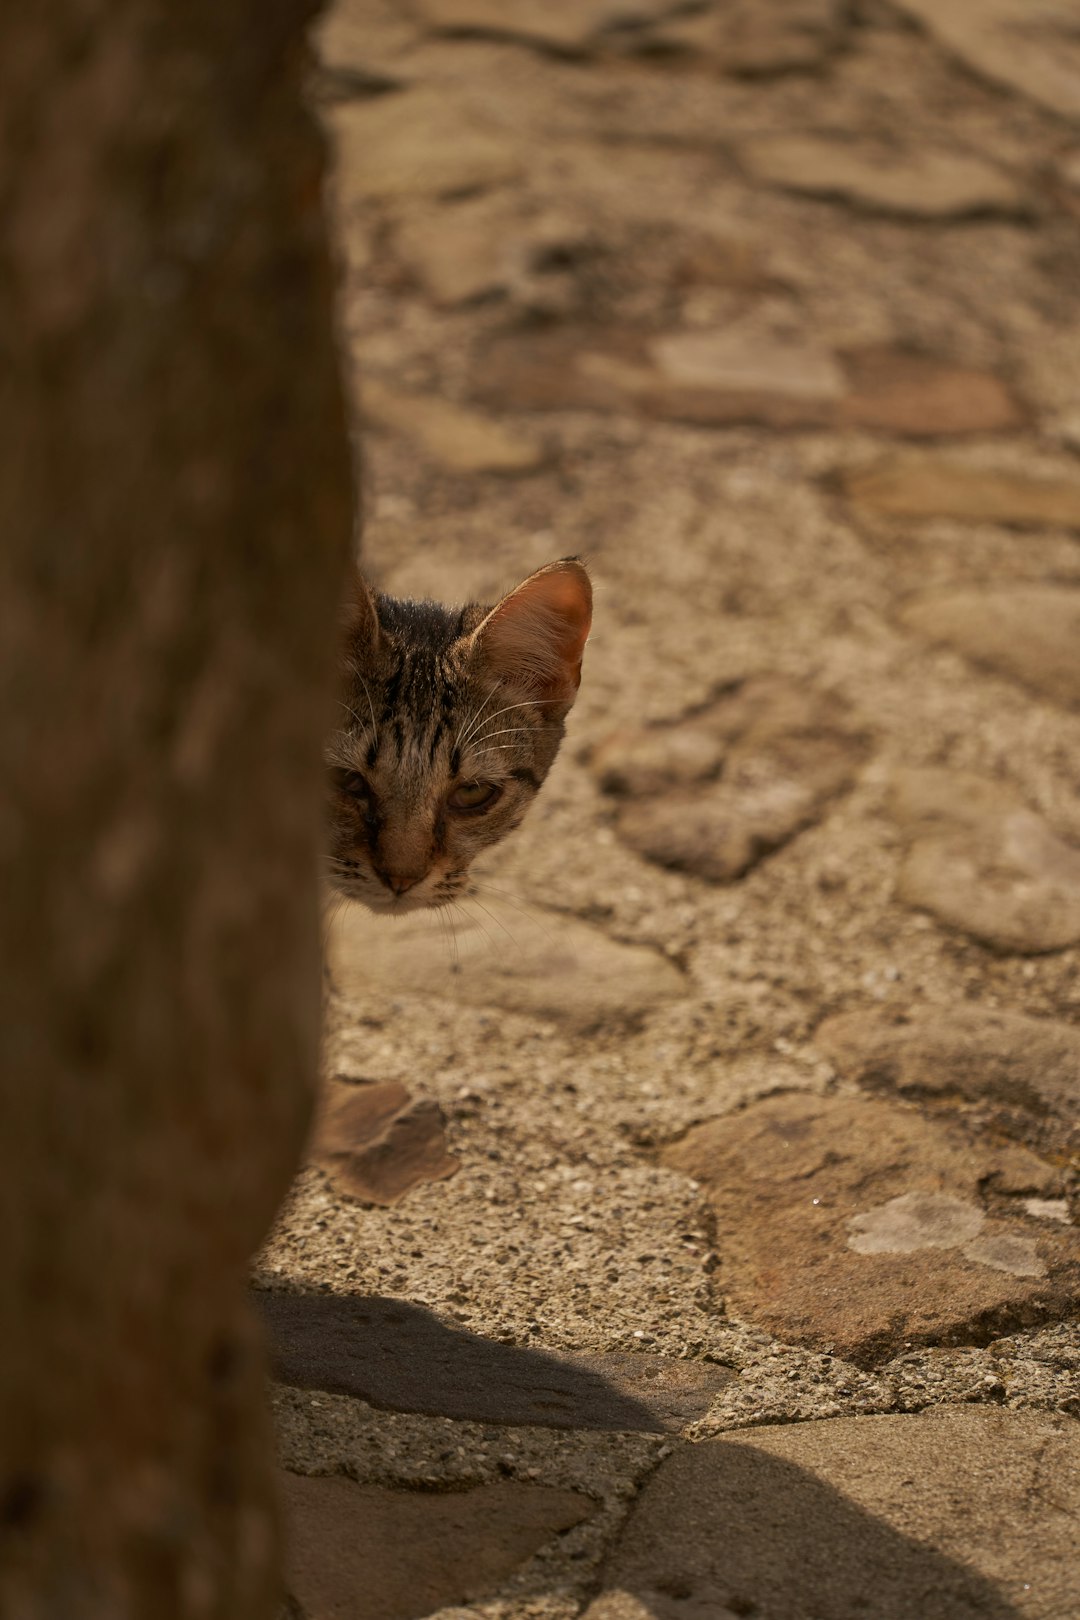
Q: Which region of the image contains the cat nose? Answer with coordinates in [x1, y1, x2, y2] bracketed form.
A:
[385, 872, 421, 896]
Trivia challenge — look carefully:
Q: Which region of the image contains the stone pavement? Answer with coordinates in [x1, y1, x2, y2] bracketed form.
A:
[258, 3, 1080, 1615]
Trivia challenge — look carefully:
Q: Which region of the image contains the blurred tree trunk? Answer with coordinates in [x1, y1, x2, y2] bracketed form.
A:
[0, 2, 352, 1614]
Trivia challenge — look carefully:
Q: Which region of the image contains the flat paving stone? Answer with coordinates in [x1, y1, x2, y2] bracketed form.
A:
[898, 810, 1080, 953]
[836, 348, 1022, 436]
[594, 676, 867, 882]
[886, 765, 1026, 833]
[478, 326, 839, 428]
[392, 195, 523, 306]
[325, 900, 686, 1031]
[477, 328, 1017, 435]
[901, 589, 1080, 711]
[361, 379, 544, 474]
[892, 0, 1080, 122]
[258, 1292, 733, 1432]
[332, 89, 521, 203]
[650, 329, 845, 405]
[646, 0, 846, 77]
[882, 766, 1080, 953]
[736, 135, 1027, 218]
[840, 455, 1080, 527]
[662, 1092, 1079, 1364]
[314, 4, 420, 89]
[392, 194, 596, 308]
[310, 1079, 459, 1206]
[413, 0, 686, 55]
[584, 1408, 1080, 1620]
[816, 1002, 1080, 1160]
[612, 751, 858, 883]
[282, 1469, 592, 1620]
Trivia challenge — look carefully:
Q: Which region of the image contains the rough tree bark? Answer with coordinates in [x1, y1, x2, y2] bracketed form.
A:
[0, 2, 352, 1614]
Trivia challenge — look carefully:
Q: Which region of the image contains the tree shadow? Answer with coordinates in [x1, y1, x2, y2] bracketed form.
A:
[254, 1288, 731, 1432]
[260, 1293, 1035, 1620]
[594, 1436, 1027, 1620]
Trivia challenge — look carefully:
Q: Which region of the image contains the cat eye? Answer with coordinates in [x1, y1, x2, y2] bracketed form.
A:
[448, 780, 501, 813]
[331, 767, 370, 800]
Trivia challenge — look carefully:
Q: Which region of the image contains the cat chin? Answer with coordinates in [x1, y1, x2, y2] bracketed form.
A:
[326, 866, 471, 915]
[349, 887, 449, 917]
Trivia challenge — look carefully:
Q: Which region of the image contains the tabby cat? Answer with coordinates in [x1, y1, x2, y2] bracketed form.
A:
[325, 558, 592, 914]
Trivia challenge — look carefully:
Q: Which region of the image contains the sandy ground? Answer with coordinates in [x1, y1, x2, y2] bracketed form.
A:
[259, 4, 1080, 1616]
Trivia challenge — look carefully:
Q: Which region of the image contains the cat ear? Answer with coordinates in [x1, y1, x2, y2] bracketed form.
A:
[340, 566, 380, 653]
[471, 558, 592, 709]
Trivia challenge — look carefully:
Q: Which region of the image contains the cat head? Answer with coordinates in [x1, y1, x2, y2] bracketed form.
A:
[325, 558, 592, 913]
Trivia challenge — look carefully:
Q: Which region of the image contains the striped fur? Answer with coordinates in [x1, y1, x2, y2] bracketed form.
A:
[325, 559, 591, 914]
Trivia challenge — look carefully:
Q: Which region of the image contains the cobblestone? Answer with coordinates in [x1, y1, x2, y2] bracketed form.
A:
[262, 4, 1080, 1614]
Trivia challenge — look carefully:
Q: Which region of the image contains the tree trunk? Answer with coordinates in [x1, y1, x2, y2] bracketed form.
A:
[0, 3, 352, 1614]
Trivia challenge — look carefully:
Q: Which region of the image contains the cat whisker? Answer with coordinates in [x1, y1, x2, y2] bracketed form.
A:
[472, 725, 562, 743]
[462, 894, 521, 954]
[465, 729, 561, 765]
[454, 685, 499, 752]
[321, 893, 346, 948]
[357, 679, 380, 749]
[481, 721, 561, 733]
[458, 699, 545, 752]
[453, 899, 496, 959]
[469, 735, 563, 764]
[325, 741, 362, 771]
[440, 902, 461, 968]
[433, 903, 455, 965]
[344, 657, 380, 748]
[470, 882, 558, 947]
[336, 699, 368, 731]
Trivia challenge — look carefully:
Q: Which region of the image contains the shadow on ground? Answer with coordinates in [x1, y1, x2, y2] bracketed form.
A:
[256, 1289, 731, 1432]
[589, 1438, 1025, 1620]
[276, 1408, 1028, 1620]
